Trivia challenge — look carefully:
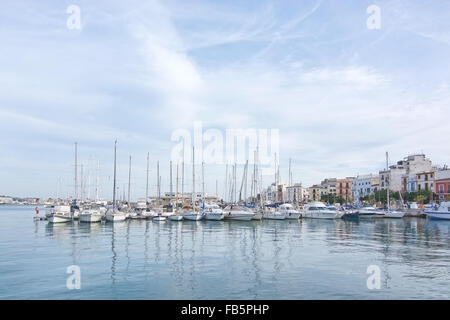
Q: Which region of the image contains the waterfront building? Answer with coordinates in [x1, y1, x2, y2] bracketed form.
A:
[277, 184, 287, 202]
[320, 178, 337, 195]
[416, 171, 435, 193]
[308, 185, 324, 202]
[286, 183, 306, 203]
[381, 154, 433, 192]
[352, 174, 379, 200]
[336, 177, 354, 202]
[435, 169, 450, 202]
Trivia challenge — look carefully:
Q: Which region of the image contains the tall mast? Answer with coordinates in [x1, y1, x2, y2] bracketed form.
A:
[157, 161, 160, 202]
[225, 164, 228, 202]
[386, 151, 390, 212]
[127, 155, 131, 208]
[112, 140, 117, 210]
[244, 160, 248, 203]
[202, 161, 205, 206]
[181, 140, 185, 203]
[80, 164, 84, 201]
[192, 146, 195, 209]
[87, 158, 91, 200]
[146, 152, 149, 204]
[216, 179, 218, 199]
[170, 160, 173, 200]
[234, 163, 237, 203]
[74, 142, 78, 201]
[95, 160, 99, 201]
[176, 162, 179, 207]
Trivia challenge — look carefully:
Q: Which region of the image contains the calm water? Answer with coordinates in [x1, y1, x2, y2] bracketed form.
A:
[0, 205, 449, 299]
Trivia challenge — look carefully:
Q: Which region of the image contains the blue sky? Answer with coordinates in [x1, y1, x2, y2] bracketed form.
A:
[1, 0, 449, 199]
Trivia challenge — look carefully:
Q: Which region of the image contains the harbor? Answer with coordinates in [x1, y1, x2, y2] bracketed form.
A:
[1, 204, 450, 299]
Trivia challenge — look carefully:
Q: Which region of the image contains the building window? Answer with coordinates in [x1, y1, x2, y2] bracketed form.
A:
[439, 185, 444, 193]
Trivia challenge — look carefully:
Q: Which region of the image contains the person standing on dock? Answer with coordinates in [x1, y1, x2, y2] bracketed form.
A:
[35, 206, 39, 215]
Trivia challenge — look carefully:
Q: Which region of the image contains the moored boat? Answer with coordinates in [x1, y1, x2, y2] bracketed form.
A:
[424, 202, 450, 220]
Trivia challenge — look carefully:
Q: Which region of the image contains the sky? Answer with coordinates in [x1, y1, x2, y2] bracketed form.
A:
[1, 0, 449, 200]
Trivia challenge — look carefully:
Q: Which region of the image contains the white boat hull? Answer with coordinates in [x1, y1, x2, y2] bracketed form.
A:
[105, 213, 126, 222]
[285, 212, 302, 219]
[48, 214, 72, 223]
[168, 215, 183, 221]
[204, 213, 224, 220]
[79, 214, 102, 222]
[263, 212, 286, 220]
[425, 211, 450, 220]
[223, 213, 254, 221]
[153, 216, 167, 221]
[303, 211, 339, 219]
[182, 213, 203, 221]
[384, 211, 405, 218]
[251, 212, 262, 220]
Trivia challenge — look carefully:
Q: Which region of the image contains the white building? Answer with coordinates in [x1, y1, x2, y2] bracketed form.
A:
[352, 174, 379, 200]
[286, 183, 307, 203]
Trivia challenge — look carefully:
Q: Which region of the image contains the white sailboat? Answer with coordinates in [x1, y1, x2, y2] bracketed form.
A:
[182, 146, 203, 221]
[223, 205, 255, 221]
[169, 162, 183, 221]
[106, 140, 126, 222]
[79, 206, 103, 222]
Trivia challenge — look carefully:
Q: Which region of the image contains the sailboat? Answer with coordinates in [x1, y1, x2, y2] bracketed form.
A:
[152, 161, 167, 221]
[106, 140, 127, 222]
[201, 162, 224, 220]
[169, 161, 183, 221]
[182, 146, 203, 220]
[383, 152, 405, 219]
[262, 153, 285, 220]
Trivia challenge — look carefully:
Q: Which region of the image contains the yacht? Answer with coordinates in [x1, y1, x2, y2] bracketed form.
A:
[356, 206, 386, 219]
[223, 205, 255, 221]
[302, 202, 343, 219]
[105, 208, 127, 222]
[202, 203, 225, 220]
[262, 207, 286, 220]
[424, 202, 450, 220]
[182, 206, 203, 221]
[279, 203, 302, 219]
[153, 213, 167, 221]
[47, 205, 73, 223]
[79, 206, 103, 222]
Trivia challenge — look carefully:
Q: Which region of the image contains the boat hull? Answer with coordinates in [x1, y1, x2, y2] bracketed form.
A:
[425, 211, 450, 220]
[168, 215, 183, 221]
[263, 213, 286, 220]
[182, 213, 203, 221]
[79, 214, 102, 222]
[105, 214, 126, 222]
[223, 213, 254, 221]
[204, 213, 224, 220]
[48, 215, 72, 223]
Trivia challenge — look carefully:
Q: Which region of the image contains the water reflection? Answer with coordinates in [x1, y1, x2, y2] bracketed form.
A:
[28, 213, 450, 299]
